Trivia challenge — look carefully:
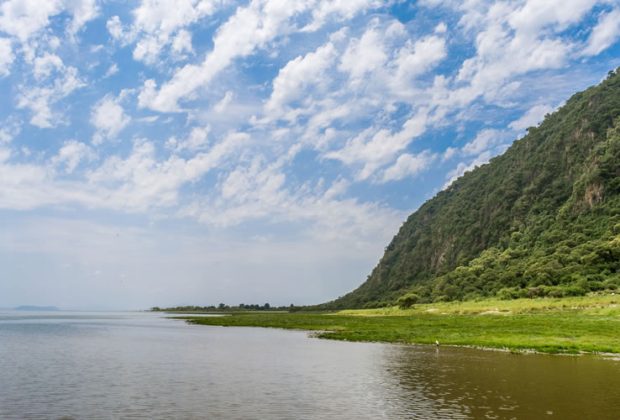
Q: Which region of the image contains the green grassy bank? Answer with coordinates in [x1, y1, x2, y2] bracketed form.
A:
[176, 295, 620, 355]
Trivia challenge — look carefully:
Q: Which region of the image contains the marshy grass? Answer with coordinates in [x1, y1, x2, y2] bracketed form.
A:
[179, 294, 620, 355]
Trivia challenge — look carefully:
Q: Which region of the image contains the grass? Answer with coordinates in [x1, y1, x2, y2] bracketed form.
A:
[177, 294, 620, 355]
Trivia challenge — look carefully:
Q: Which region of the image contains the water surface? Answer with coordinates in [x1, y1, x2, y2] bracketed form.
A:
[0, 311, 618, 419]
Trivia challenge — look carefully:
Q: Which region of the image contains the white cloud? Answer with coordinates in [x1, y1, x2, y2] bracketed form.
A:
[303, 0, 382, 32]
[86, 132, 248, 211]
[442, 147, 458, 161]
[139, 0, 380, 112]
[91, 95, 131, 144]
[582, 8, 620, 56]
[103, 63, 119, 78]
[33, 53, 63, 80]
[166, 125, 210, 152]
[172, 29, 194, 55]
[339, 25, 387, 84]
[0, 0, 63, 42]
[391, 34, 446, 93]
[52, 140, 94, 173]
[213, 91, 234, 114]
[509, 104, 554, 131]
[381, 151, 436, 183]
[461, 128, 512, 156]
[326, 109, 429, 180]
[65, 0, 99, 36]
[0, 161, 52, 210]
[508, 0, 598, 33]
[0, 38, 14, 76]
[17, 66, 85, 128]
[139, 0, 311, 111]
[442, 0, 602, 110]
[0, 0, 97, 42]
[111, 0, 222, 64]
[179, 156, 402, 246]
[106, 16, 125, 40]
[0, 119, 20, 144]
[266, 41, 337, 117]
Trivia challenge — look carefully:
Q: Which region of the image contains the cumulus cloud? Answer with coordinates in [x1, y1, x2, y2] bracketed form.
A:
[266, 41, 337, 117]
[109, 0, 222, 65]
[381, 151, 436, 183]
[52, 140, 95, 174]
[139, 0, 379, 112]
[213, 91, 234, 113]
[431, 0, 604, 111]
[103, 63, 119, 78]
[0, 119, 20, 144]
[0, 38, 14, 76]
[0, 1, 63, 42]
[91, 95, 131, 144]
[166, 125, 210, 152]
[509, 104, 554, 131]
[339, 25, 388, 84]
[303, 0, 383, 32]
[139, 0, 310, 111]
[582, 8, 620, 56]
[461, 128, 512, 156]
[0, 0, 97, 42]
[33, 53, 64, 80]
[17, 65, 85, 128]
[391, 34, 446, 92]
[326, 110, 429, 180]
[85, 131, 249, 211]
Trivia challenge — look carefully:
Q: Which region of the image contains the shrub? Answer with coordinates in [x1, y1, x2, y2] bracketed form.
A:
[397, 293, 420, 309]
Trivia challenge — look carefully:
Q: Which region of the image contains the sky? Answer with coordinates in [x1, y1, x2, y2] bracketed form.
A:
[0, 0, 619, 310]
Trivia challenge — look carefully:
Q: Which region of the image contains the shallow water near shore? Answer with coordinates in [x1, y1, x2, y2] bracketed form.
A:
[1, 310, 619, 419]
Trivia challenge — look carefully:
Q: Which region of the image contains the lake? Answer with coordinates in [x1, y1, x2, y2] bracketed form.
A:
[1, 311, 619, 419]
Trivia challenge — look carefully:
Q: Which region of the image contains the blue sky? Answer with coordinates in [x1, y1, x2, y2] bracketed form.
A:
[0, 0, 619, 309]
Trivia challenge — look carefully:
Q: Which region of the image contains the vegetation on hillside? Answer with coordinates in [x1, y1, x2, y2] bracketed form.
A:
[325, 69, 620, 309]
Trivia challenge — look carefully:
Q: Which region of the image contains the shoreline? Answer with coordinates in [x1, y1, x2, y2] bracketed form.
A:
[180, 318, 620, 359]
[174, 294, 620, 356]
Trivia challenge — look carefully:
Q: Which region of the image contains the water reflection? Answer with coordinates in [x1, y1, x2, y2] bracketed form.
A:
[381, 345, 620, 419]
[0, 311, 618, 419]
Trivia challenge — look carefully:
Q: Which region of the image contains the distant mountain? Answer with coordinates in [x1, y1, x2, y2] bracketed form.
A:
[14, 305, 60, 311]
[325, 68, 620, 309]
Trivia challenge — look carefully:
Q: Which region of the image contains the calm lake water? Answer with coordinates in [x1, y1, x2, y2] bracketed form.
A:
[1, 311, 619, 419]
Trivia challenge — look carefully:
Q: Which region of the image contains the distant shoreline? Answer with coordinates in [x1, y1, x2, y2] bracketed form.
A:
[14, 306, 60, 312]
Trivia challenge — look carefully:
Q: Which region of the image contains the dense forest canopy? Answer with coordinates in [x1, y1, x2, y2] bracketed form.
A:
[322, 68, 620, 309]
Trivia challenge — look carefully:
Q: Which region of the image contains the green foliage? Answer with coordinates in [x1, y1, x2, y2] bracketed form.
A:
[153, 302, 293, 312]
[397, 293, 420, 309]
[323, 68, 620, 309]
[181, 295, 620, 354]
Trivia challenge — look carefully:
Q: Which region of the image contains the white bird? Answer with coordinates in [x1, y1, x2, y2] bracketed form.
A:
[435, 340, 440, 346]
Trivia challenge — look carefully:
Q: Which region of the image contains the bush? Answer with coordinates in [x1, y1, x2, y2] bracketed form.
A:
[588, 280, 605, 291]
[564, 285, 587, 296]
[497, 287, 521, 300]
[397, 293, 420, 309]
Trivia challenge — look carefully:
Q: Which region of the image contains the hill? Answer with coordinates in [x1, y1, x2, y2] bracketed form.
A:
[325, 69, 620, 309]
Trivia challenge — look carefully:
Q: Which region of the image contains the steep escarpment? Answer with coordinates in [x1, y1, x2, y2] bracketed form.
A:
[326, 69, 620, 309]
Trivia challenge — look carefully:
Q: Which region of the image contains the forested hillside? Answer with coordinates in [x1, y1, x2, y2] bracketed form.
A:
[326, 69, 620, 309]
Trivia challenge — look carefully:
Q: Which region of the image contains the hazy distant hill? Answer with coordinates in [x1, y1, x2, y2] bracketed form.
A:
[325, 68, 620, 309]
[14, 306, 60, 311]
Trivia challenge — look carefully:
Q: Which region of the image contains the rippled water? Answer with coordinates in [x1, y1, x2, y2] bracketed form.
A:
[1, 311, 619, 419]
